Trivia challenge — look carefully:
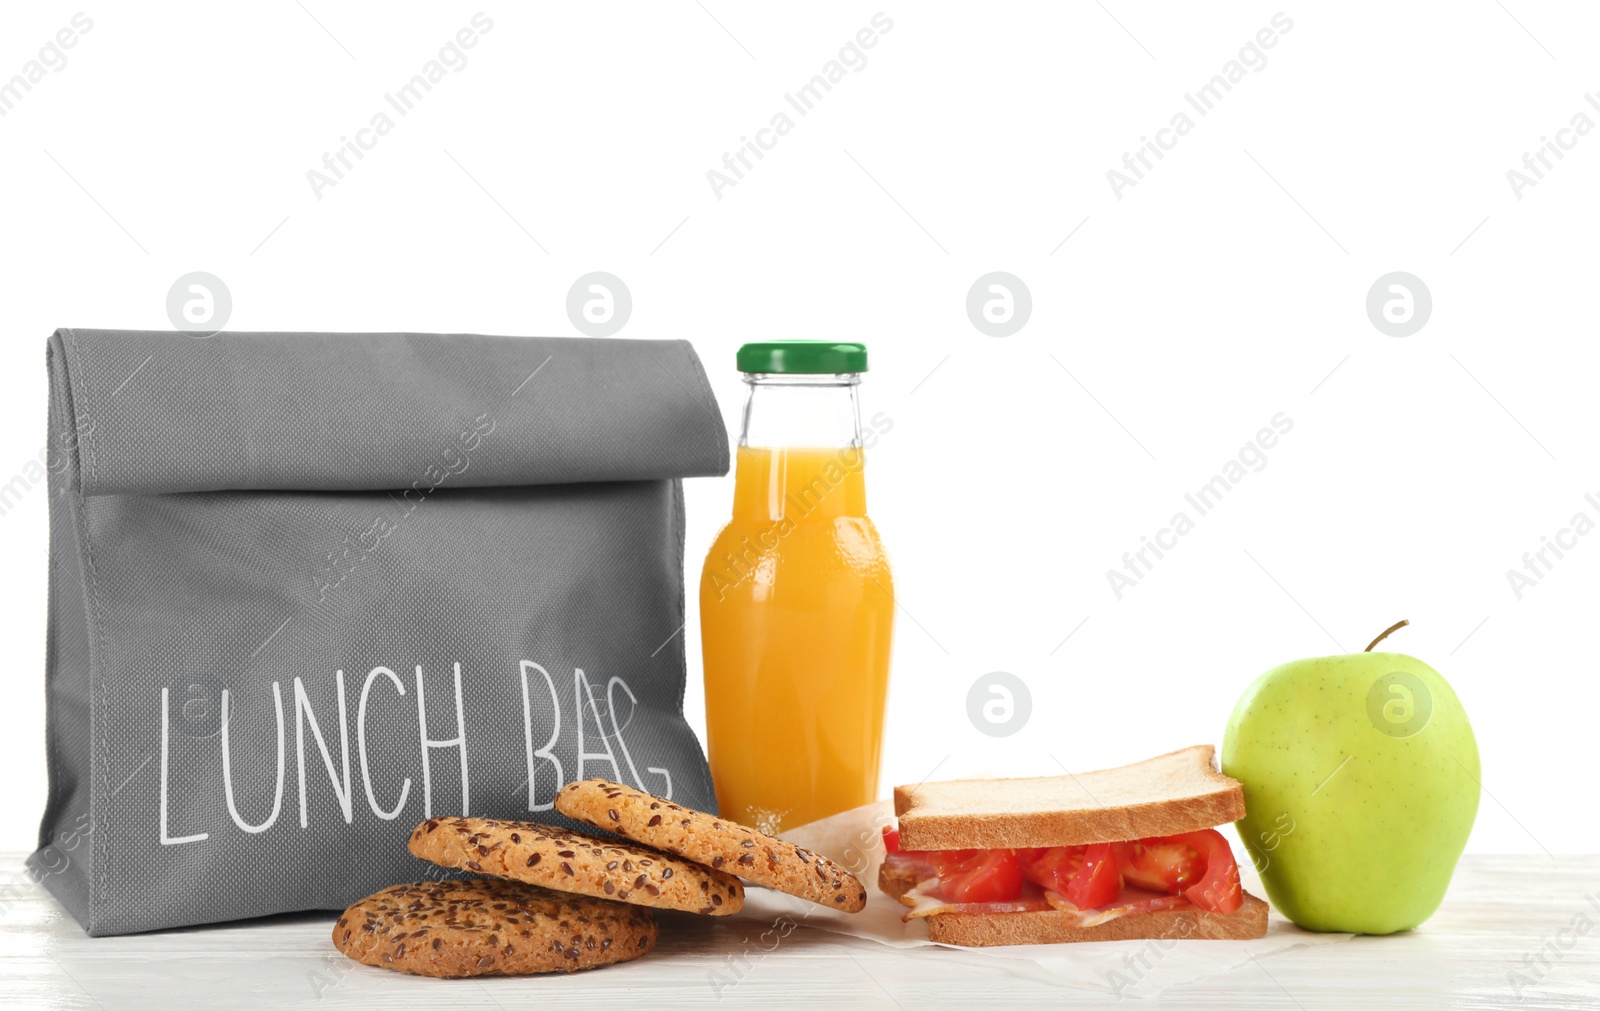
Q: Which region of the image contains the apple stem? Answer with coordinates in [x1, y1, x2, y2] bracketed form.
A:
[1364, 619, 1410, 652]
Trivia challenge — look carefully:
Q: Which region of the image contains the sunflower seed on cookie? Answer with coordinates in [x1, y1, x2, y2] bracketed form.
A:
[407, 816, 744, 916]
[555, 780, 868, 913]
[331, 878, 656, 977]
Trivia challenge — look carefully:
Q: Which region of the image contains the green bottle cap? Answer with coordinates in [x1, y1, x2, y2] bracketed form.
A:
[736, 341, 867, 374]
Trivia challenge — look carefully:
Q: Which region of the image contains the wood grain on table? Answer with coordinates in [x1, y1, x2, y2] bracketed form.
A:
[1, 853, 1596, 1009]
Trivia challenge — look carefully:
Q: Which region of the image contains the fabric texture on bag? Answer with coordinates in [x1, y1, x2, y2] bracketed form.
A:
[36, 328, 728, 936]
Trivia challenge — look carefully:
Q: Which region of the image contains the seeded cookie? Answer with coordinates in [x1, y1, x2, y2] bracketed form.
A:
[332, 878, 656, 977]
[408, 817, 744, 916]
[556, 780, 868, 912]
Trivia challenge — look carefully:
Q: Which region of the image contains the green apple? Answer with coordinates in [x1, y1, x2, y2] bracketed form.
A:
[1222, 620, 1480, 934]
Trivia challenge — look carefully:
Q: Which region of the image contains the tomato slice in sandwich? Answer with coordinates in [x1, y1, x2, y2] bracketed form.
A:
[882, 825, 901, 854]
[1175, 830, 1243, 913]
[1066, 843, 1121, 909]
[930, 848, 1023, 903]
[1112, 837, 1197, 893]
[1112, 829, 1243, 914]
[1013, 846, 1068, 891]
[1015, 844, 1121, 909]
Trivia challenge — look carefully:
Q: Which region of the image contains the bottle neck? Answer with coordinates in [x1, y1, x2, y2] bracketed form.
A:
[733, 373, 868, 521]
[739, 373, 863, 449]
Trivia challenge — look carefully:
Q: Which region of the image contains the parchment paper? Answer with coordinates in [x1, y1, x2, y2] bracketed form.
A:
[735, 800, 1355, 997]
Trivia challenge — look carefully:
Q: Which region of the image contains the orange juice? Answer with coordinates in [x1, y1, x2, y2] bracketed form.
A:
[701, 444, 894, 833]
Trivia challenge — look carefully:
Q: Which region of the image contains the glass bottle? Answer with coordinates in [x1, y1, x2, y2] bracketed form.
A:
[699, 341, 894, 834]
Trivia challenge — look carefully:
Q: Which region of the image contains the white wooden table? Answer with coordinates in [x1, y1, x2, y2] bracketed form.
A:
[2, 853, 1596, 1009]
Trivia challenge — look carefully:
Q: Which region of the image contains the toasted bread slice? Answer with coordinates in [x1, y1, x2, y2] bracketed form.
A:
[894, 745, 1243, 850]
[878, 861, 1268, 945]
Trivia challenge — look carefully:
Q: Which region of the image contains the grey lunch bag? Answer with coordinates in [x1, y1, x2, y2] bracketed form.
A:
[34, 328, 728, 936]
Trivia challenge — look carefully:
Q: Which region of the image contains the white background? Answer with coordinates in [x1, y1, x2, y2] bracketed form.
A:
[0, 2, 1594, 857]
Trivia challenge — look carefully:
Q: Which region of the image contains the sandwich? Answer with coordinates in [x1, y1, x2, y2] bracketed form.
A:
[879, 745, 1269, 946]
